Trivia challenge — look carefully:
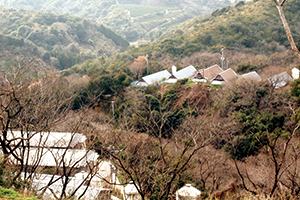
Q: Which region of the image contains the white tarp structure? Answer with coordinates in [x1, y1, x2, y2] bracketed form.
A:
[23, 160, 122, 200]
[268, 71, 293, 89]
[123, 181, 142, 200]
[17, 148, 98, 167]
[6, 131, 86, 148]
[28, 173, 112, 200]
[176, 184, 201, 200]
[4, 131, 93, 167]
[4, 131, 124, 200]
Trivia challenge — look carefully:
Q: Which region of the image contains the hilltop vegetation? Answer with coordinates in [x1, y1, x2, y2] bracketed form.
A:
[0, 0, 238, 42]
[0, 8, 129, 70]
[126, 0, 300, 59]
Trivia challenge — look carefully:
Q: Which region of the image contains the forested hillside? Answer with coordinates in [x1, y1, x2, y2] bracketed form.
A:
[61, 0, 300, 113]
[0, 0, 238, 42]
[127, 0, 300, 59]
[0, 8, 129, 70]
[2, 0, 300, 199]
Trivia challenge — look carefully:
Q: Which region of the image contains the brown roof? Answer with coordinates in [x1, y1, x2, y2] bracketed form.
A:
[216, 68, 237, 82]
[198, 64, 223, 81]
[240, 71, 262, 81]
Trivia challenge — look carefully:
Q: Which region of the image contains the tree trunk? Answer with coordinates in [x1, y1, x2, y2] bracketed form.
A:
[274, 1, 300, 62]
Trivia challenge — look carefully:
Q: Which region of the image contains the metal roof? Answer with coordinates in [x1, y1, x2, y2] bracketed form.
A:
[173, 65, 197, 79]
[216, 68, 237, 82]
[240, 71, 262, 81]
[199, 64, 223, 81]
[6, 131, 86, 148]
[17, 148, 98, 167]
[141, 70, 171, 85]
[28, 173, 111, 200]
[268, 71, 293, 89]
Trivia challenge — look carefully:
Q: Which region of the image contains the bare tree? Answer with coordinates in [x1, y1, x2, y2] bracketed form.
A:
[273, 0, 300, 62]
[95, 104, 214, 200]
[129, 55, 147, 80]
[0, 57, 105, 200]
[0, 57, 72, 179]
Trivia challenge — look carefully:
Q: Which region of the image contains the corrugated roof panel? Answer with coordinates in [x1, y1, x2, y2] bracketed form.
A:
[268, 72, 293, 89]
[28, 173, 109, 200]
[173, 65, 197, 79]
[199, 64, 223, 81]
[218, 68, 237, 82]
[7, 131, 86, 148]
[20, 148, 98, 167]
[142, 70, 171, 85]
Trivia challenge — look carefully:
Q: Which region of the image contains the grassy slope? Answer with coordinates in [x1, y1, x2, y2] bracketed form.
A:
[0, 187, 38, 200]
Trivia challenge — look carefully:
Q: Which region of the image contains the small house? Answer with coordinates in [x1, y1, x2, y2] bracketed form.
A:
[268, 71, 293, 89]
[211, 68, 237, 85]
[166, 65, 197, 83]
[193, 64, 223, 83]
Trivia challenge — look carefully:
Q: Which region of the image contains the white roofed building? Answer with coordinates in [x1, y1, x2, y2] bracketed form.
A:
[211, 68, 237, 85]
[134, 70, 171, 87]
[29, 172, 113, 200]
[19, 148, 97, 168]
[268, 71, 293, 89]
[166, 65, 197, 83]
[4, 131, 124, 200]
[6, 131, 86, 149]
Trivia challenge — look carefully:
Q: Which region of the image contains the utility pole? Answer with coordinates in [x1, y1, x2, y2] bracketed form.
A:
[221, 48, 225, 70]
[111, 101, 115, 124]
[146, 54, 149, 75]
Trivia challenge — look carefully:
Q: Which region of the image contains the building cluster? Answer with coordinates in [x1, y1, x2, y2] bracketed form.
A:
[5, 131, 121, 200]
[132, 64, 298, 89]
[3, 131, 207, 200]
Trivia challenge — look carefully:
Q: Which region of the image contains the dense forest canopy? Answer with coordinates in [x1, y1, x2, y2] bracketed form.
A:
[0, 8, 128, 70]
